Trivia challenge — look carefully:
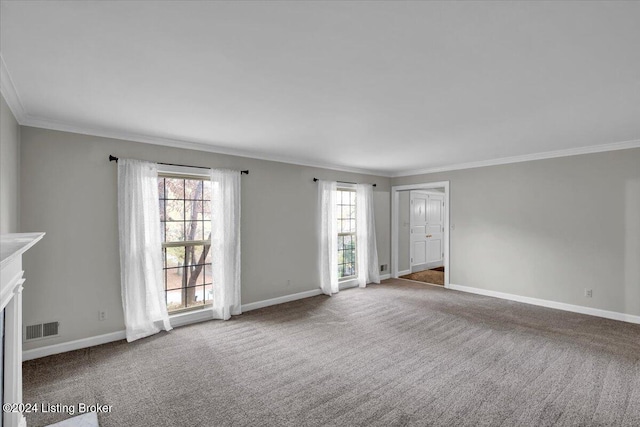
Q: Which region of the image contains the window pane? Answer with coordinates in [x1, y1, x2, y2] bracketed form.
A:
[187, 286, 205, 307]
[166, 222, 185, 242]
[203, 201, 211, 220]
[183, 246, 195, 267]
[203, 181, 212, 200]
[185, 199, 201, 222]
[341, 206, 350, 220]
[204, 284, 213, 303]
[183, 248, 206, 285]
[165, 268, 184, 290]
[159, 199, 166, 222]
[166, 246, 184, 268]
[166, 200, 185, 222]
[204, 220, 211, 239]
[185, 179, 203, 200]
[165, 178, 184, 199]
[188, 245, 205, 267]
[204, 263, 212, 285]
[166, 289, 184, 312]
[185, 221, 204, 241]
[158, 178, 165, 199]
[205, 247, 212, 265]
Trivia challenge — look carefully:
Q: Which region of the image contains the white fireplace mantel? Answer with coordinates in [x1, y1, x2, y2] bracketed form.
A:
[1, 232, 45, 427]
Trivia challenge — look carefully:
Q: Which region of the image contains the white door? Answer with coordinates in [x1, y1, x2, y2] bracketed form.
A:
[410, 191, 444, 272]
[410, 191, 429, 272]
[426, 194, 444, 268]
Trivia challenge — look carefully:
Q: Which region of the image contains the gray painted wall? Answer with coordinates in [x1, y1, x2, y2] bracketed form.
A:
[392, 148, 640, 316]
[0, 94, 20, 233]
[20, 126, 391, 350]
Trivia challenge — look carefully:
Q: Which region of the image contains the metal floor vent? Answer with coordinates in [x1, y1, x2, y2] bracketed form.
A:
[25, 321, 59, 341]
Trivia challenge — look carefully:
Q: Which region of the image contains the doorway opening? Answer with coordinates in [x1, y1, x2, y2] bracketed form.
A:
[391, 182, 449, 287]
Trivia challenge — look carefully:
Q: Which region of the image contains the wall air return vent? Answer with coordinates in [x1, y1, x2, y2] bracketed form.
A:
[25, 321, 59, 341]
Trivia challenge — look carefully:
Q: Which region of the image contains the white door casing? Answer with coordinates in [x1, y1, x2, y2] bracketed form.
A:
[391, 181, 449, 286]
[426, 194, 444, 267]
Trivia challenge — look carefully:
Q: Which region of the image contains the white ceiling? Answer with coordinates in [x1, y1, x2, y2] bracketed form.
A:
[1, 1, 639, 176]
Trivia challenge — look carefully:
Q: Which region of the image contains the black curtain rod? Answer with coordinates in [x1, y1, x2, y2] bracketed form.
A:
[109, 155, 248, 175]
[313, 178, 376, 187]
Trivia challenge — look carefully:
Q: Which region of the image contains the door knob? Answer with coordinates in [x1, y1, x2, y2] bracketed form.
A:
[426, 234, 432, 238]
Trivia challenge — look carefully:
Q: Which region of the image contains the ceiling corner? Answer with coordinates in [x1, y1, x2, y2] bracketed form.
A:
[0, 53, 27, 123]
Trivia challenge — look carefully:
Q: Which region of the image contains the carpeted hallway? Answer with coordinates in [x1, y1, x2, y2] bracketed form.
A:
[24, 279, 640, 427]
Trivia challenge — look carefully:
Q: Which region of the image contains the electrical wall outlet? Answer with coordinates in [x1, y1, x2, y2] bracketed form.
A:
[380, 264, 388, 272]
[584, 289, 593, 298]
[99, 310, 107, 321]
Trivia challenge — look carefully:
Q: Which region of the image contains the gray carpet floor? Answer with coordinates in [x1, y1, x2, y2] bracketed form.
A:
[24, 279, 640, 427]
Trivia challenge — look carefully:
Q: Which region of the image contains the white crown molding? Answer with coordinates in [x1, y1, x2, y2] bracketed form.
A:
[23, 110, 640, 179]
[5, 52, 638, 178]
[0, 53, 27, 122]
[391, 139, 640, 178]
[20, 115, 393, 177]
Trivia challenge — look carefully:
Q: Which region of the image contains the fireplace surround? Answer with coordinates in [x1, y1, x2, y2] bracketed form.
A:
[1, 233, 45, 427]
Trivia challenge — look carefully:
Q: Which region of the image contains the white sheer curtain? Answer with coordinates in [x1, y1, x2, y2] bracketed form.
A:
[318, 180, 339, 295]
[356, 184, 380, 287]
[117, 159, 172, 342]
[210, 169, 242, 320]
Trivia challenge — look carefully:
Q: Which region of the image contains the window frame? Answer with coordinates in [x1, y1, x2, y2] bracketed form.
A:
[336, 184, 357, 283]
[157, 165, 213, 315]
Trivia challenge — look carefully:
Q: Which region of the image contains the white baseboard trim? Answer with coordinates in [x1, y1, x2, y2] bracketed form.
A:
[22, 330, 127, 361]
[379, 274, 391, 281]
[23, 288, 326, 361]
[241, 288, 324, 312]
[448, 283, 640, 325]
[397, 270, 411, 277]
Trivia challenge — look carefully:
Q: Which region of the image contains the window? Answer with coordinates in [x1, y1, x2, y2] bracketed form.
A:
[158, 174, 213, 313]
[337, 188, 356, 279]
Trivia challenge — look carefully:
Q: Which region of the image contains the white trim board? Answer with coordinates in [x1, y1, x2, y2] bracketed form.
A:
[379, 274, 391, 281]
[23, 288, 325, 361]
[241, 288, 323, 311]
[22, 330, 127, 362]
[0, 54, 27, 122]
[19, 115, 392, 177]
[3, 51, 638, 179]
[448, 283, 640, 325]
[391, 139, 640, 177]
